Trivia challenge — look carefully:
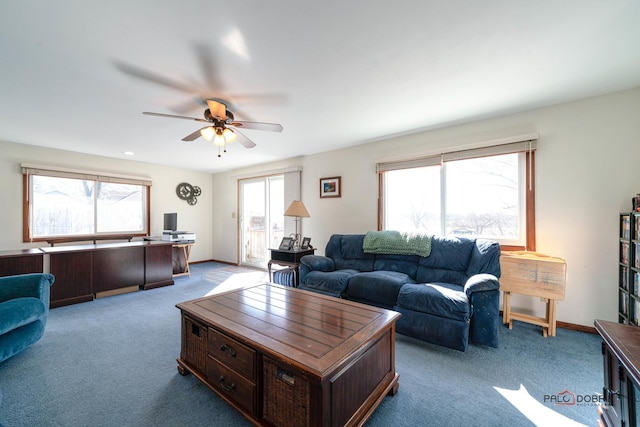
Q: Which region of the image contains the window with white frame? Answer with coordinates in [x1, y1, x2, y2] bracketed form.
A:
[22, 165, 151, 241]
[378, 139, 536, 250]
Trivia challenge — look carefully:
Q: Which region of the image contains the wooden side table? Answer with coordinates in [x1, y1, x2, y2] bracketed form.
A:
[268, 248, 315, 286]
[500, 251, 566, 337]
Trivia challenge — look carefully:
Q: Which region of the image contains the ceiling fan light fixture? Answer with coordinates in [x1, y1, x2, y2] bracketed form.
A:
[213, 128, 226, 146]
[222, 128, 236, 143]
[200, 126, 215, 141]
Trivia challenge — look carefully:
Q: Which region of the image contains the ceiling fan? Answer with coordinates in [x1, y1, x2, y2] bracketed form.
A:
[143, 99, 283, 157]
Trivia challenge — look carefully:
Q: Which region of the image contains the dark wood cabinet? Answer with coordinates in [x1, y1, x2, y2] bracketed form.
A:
[144, 243, 174, 289]
[0, 249, 43, 277]
[41, 241, 174, 307]
[595, 319, 640, 427]
[49, 250, 94, 308]
[92, 245, 145, 294]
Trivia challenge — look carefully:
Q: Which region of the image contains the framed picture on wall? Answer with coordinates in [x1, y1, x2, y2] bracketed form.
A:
[278, 237, 294, 251]
[320, 176, 341, 198]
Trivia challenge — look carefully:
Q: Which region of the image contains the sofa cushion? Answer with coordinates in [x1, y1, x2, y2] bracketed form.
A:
[348, 271, 416, 308]
[396, 283, 471, 322]
[418, 236, 474, 270]
[298, 269, 360, 297]
[415, 268, 469, 286]
[0, 297, 46, 335]
[466, 239, 501, 277]
[373, 254, 419, 279]
[326, 235, 375, 272]
[415, 237, 476, 285]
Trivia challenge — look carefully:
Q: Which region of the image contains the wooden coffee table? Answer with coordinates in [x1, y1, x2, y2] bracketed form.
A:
[176, 282, 401, 427]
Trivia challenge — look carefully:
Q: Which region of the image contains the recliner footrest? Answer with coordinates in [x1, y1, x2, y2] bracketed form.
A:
[396, 283, 471, 322]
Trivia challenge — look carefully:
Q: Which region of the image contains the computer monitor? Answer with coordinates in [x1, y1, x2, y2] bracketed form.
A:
[163, 213, 177, 232]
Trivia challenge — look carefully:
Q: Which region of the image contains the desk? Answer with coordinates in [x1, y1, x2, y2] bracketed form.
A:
[500, 251, 566, 337]
[144, 237, 194, 278]
[268, 248, 315, 286]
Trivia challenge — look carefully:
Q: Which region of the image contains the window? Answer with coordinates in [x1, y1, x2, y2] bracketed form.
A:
[23, 164, 151, 241]
[379, 139, 536, 250]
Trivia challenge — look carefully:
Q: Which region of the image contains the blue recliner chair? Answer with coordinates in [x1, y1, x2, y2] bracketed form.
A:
[0, 273, 55, 363]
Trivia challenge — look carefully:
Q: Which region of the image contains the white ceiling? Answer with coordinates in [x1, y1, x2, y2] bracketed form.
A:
[2, 1, 640, 174]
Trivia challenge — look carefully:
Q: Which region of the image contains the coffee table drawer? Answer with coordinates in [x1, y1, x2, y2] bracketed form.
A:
[263, 357, 311, 427]
[208, 328, 256, 380]
[207, 355, 256, 415]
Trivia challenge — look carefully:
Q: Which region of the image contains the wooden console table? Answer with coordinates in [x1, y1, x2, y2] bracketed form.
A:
[500, 251, 566, 337]
[267, 248, 315, 286]
[176, 283, 400, 427]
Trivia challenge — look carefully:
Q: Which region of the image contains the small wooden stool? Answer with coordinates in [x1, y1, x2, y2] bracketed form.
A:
[500, 251, 566, 337]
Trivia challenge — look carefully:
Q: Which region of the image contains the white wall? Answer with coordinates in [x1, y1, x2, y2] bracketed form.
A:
[0, 142, 214, 263]
[212, 87, 640, 328]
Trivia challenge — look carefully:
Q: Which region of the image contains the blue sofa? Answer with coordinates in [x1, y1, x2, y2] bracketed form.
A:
[298, 234, 501, 351]
[0, 273, 55, 363]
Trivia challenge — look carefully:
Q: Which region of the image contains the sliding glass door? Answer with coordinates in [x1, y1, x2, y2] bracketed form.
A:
[239, 175, 284, 268]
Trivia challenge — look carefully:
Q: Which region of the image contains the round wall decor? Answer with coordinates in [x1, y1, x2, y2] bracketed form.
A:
[176, 182, 201, 205]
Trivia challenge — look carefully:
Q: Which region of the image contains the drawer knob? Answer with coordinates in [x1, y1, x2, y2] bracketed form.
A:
[218, 375, 237, 392]
[219, 344, 237, 357]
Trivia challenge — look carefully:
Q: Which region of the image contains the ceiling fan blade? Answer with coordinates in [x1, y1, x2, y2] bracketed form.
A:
[206, 100, 227, 120]
[193, 42, 225, 94]
[231, 120, 283, 132]
[115, 61, 200, 94]
[143, 112, 208, 123]
[231, 128, 256, 149]
[182, 127, 209, 142]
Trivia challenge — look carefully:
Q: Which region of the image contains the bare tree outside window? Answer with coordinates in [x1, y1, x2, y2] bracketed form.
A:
[383, 153, 524, 245]
[30, 175, 146, 238]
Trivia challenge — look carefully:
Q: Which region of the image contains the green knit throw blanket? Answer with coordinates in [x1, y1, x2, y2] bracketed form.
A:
[363, 230, 433, 257]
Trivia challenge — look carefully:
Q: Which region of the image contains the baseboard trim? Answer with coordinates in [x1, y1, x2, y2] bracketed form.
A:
[499, 310, 597, 334]
[556, 320, 596, 335]
[96, 285, 139, 299]
[191, 259, 238, 266]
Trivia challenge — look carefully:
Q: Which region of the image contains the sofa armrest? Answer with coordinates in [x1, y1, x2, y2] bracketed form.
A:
[300, 255, 335, 272]
[464, 273, 499, 298]
[0, 273, 55, 304]
[299, 255, 335, 284]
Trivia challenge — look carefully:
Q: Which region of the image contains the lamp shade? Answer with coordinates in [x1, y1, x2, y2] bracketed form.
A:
[284, 200, 310, 218]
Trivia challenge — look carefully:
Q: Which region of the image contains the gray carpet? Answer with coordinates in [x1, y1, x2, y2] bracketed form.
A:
[0, 262, 603, 426]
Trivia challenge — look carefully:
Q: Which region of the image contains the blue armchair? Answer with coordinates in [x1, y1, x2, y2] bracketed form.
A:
[0, 273, 55, 363]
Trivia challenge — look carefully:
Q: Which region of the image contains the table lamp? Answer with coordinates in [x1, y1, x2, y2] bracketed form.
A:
[284, 200, 310, 250]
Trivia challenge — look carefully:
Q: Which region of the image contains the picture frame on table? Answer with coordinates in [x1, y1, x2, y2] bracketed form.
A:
[300, 237, 311, 250]
[278, 237, 294, 251]
[320, 176, 341, 198]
